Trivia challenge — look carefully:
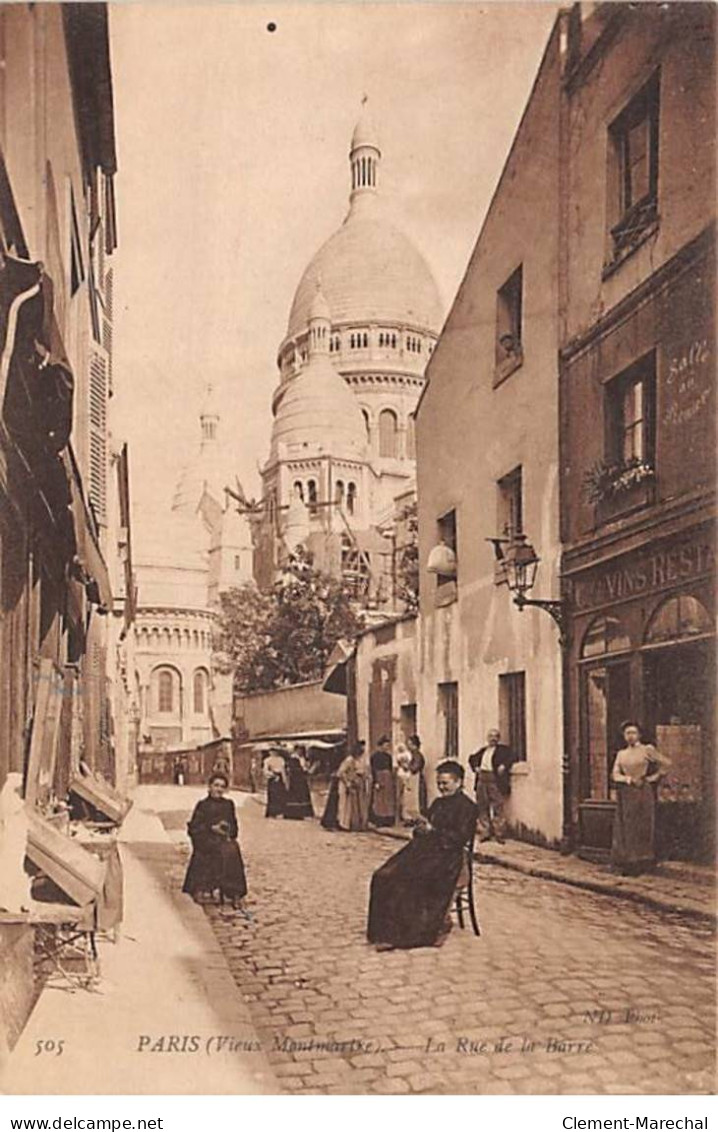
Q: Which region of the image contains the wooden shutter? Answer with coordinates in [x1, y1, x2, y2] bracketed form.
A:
[88, 346, 109, 525]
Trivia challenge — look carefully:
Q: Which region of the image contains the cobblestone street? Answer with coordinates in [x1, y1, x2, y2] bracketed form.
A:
[166, 794, 715, 1096]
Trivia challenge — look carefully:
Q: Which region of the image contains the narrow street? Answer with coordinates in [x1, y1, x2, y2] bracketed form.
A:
[160, 790, 715, 1096]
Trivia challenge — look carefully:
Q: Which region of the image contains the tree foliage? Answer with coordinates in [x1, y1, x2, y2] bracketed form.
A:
[215, 546, 364, 694]
[395, 500, 419, 614]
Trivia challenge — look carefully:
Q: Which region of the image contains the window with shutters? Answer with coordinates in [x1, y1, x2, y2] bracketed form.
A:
[497, 466, 523, 540]
[69, 186, 85, 296]
[499, 671, 527, 762]
[605, 71, 660, 273]
[438, 681, 459, 759]
[495, 265, 523, 385]
[102, 316, 113, 396]
[88, 348, 109, 525]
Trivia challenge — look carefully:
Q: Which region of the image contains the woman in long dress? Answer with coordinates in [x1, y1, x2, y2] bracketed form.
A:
[407, 734, 428, 816]
[611, 721, 671, 875]
[182, 774, 247, 908]
[395, 744, 421, 826]
[322, 743, 363, 830]
[336, 746, 370, 831]
[263, 748, 288, 818]
[369, 736, 396, 827]
[367, 760, 478, 950]
[284, 746, 314, 821]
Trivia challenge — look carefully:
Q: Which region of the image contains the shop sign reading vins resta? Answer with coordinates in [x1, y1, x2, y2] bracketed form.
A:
[571, 539, 714, 613]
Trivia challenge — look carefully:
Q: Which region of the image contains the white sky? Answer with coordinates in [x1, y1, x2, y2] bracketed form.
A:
[109, 1, 558, 546]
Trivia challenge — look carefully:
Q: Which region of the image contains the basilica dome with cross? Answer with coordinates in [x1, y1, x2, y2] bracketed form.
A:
[276, 101, 443, 486]
[259, 103, 442, 607]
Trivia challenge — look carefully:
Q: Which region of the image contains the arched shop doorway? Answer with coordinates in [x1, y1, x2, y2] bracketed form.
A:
[575, 589, 715, 864]
[642, 595, 715, 862]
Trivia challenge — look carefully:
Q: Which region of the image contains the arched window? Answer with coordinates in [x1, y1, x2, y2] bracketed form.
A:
[391, 334, 397, 349]
[293, 480, 304, 501]
[193, 669, 207, 714]
[581, 615, 631, 659]
[406, 413, 416, 460]
[379, 333, 384, 347]
[335, 480, 345, 505]
[363, 332, 368, 348]
[347, 482, 357, 516]
[645, 595, 712, 645]
[157, 670, 174, 713]
[307, 479, 318, 515]
[378, 408, 399, 458]
[361, 409, 371, 441]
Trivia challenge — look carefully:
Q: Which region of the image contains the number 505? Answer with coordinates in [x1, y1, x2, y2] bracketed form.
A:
[35, 1040, 64, 1056]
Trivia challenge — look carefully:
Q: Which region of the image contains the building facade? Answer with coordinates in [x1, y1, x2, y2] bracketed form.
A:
[559, 2, 716, 861]
[414, 3, 715, 857]
[0, 1, 131, 1058]
[414, 17, 566, 845]
[256, 106, 442, 608]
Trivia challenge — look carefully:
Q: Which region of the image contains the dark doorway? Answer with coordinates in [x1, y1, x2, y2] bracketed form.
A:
[643, 640, 715, 862]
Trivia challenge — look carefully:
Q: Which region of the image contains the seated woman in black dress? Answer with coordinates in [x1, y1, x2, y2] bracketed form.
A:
[182, 774, 248, 910]
[367, 760, 477, 950]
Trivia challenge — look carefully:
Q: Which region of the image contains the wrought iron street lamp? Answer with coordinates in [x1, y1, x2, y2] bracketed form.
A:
[502, 532, 568, 645]
[499, 529, 573, 852]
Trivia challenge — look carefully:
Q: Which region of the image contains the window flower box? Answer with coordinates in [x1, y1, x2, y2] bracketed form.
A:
[583, 458, 655, 523]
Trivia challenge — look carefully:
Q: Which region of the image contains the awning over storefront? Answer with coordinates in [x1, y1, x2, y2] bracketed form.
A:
[69, 767, 132, 825]
[26, 810, 105, 908]
[63, 448, 112, 613]
[242, 729, 346, 749]
[322, 639, 355, 696]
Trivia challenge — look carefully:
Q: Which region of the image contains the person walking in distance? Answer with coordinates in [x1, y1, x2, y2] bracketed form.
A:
[468, 728, 517, 843]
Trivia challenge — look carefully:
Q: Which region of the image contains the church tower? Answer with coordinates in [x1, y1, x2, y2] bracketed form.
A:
[256, 103, 443, 607]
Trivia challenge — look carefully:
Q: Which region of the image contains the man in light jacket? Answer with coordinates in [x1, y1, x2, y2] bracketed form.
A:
[468, 729, 517, 843]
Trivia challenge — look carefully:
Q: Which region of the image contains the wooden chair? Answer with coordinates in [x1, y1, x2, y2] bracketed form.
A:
[454, 833, 480, 936]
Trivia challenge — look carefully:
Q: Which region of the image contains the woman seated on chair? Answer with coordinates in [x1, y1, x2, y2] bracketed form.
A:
[182, 774, 248, 910]
[367, 760, 478, 951]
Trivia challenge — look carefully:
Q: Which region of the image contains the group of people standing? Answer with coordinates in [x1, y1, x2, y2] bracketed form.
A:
[180, 718, 671, 950]
[262, 745, 314, 821]
[320, 734, 428, 833]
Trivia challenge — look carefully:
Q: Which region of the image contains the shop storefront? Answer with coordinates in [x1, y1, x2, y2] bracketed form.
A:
[565, 522, 715, 862]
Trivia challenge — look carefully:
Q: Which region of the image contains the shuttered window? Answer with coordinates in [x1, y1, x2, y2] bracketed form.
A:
[499, 671, 527, 762]
[439, 681, 459, 759]
[88, 347, 109, 525]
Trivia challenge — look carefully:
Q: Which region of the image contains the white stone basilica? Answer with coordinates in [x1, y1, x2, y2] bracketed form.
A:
[132, 103, 443, 755]
[256, 104, 443, 605]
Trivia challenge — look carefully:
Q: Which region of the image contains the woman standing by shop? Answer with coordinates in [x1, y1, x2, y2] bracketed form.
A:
[284, 745, 314, 821]
[370, 735, 396, 827]
[611, 721, 671, 875]
[263, 747, 288, 819]
[336, 743, 370, 831]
